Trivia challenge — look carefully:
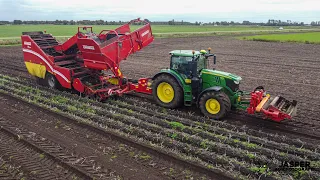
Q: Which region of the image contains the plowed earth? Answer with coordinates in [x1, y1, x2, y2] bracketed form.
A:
[0, 36, 319, 179]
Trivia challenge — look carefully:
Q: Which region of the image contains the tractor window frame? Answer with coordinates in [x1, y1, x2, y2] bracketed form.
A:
[170, 55, 193, 75]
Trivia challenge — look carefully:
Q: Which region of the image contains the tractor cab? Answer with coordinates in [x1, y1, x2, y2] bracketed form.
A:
[169, 49, 215, 78]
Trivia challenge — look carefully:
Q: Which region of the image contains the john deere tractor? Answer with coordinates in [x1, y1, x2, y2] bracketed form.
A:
[152, 49, 297, 121]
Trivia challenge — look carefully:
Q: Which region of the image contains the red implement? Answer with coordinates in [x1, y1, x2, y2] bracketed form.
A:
[21, 18, 154, 100]
[247, 87, 297, 122]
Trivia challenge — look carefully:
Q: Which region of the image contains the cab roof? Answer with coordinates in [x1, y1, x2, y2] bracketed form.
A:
[169, 50, 201, 57]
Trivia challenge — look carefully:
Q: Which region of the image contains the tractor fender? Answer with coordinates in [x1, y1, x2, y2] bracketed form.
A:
[196, 86, 223, 106]
[152, 72, 183, 88]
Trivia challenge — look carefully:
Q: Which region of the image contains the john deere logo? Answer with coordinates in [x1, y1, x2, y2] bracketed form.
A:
[213, 76, 221, 84]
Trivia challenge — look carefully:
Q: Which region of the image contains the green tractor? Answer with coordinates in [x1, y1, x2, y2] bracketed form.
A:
[152, 48, 297, 122]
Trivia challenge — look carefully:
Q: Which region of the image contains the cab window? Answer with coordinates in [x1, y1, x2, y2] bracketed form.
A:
[170, 56, 192, 75]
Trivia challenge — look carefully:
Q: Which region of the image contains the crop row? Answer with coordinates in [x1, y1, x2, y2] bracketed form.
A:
[2, 74, 319, 161]
[1, 74, 317, 153]
[0, 78, 246, 179]
[1, 75, 320, 179]
[122, 94, 320, 149]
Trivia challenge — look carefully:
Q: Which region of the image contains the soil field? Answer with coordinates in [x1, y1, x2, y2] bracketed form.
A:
[0, 36, 320, 179]
[0, 92, 216, 180]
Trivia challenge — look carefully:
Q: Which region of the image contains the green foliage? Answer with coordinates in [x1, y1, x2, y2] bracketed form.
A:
[67, 105, 77, 112]
[233, 139, 240, 143]
[247, 153, 256, 159]
[279, 152, 287, 157]
[161, 108, 167, 114]
[1, 25, 313, 38]
[241, 142, 258, 149]
[39, 154, 45, 159]
[167, 121, 185, 130]
[168, 132, 178, 139]
[249, 165, 267, 174]
[169, 167, 175, 175]
[241, 32, 320, 44]
[292, 169, 307, 179]
[85, 107, 96, 114]
[214, 134, 227, 141]
[129, 152, 135, 157]
[200, 140, 208, 149]
[207, 164, 214, 169]
[52, 96, 68, 104]
[139, 153, 151, 160]
[310, 161, 320, 168]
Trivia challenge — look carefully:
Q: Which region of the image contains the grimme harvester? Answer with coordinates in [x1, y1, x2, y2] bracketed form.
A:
[21, 18, 297, 122]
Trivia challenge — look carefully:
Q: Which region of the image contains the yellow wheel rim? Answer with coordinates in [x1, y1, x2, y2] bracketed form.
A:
[205, 98, 221, 114]
[157, 82, 174, 103]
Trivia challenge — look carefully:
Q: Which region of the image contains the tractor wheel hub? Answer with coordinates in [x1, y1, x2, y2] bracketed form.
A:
[205, 99, 221, 114]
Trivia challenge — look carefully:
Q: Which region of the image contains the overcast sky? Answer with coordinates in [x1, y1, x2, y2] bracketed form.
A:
[0, 0, 319, 23]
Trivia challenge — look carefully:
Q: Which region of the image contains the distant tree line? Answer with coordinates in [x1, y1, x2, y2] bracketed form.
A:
[311, 21, 320, 26]
[265, 19, 304, 26]
[0, 19, 318, 26]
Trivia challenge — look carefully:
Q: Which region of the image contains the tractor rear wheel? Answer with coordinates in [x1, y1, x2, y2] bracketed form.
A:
[45, 73, 60, 89]
[152, 74, 183, 108]
[199, 91, 231, 120]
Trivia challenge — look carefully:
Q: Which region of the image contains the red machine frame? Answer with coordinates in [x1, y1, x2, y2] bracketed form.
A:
[21, 18, 154, 100]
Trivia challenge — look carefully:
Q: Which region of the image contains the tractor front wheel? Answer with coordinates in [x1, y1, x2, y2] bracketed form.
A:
[45, 73, 60, 89]
[199, 91, 231, 120]
[152, 74, 183, 108]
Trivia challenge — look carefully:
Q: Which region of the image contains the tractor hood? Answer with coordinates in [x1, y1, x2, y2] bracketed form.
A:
[201, 69, 242, 83]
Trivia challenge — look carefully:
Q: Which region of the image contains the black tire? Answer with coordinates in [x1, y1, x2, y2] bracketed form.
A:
[152, 74, 183, 108]
[45, 73, 60, 89]
[35, 77, 46, 86]
[199, 91, 231, 120]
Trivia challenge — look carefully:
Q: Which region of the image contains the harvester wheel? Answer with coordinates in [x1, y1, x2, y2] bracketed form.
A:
[153, 74, 183, 108]
[45, 73, 60, 89]
[199, 91, 231, 120]
[36, 77, 46, 86]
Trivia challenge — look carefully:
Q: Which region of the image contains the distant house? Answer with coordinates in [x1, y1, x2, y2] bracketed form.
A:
[279, 27, 284, 30]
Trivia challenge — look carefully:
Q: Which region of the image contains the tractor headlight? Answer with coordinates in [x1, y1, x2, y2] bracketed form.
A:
[234, 80, 240, 85]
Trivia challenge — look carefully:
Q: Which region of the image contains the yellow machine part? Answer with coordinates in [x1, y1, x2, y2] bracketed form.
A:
[185, 79, 191, 84]
[205, 98, 221, 114]
[256, 94, 270, 112]
[108, 78, 119, 85]
[157, 82, 174, 103]
[25, 62, 46, 78]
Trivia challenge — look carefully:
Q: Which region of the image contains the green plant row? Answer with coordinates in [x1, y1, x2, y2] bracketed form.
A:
[0, 78, 252, 179]
[2, 74, 319, 163]
[0, 76, 319, 179]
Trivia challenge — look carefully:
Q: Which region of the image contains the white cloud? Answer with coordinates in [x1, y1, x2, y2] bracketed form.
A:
[23, 0, 320, 13]
[0, 0, 319, 22]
